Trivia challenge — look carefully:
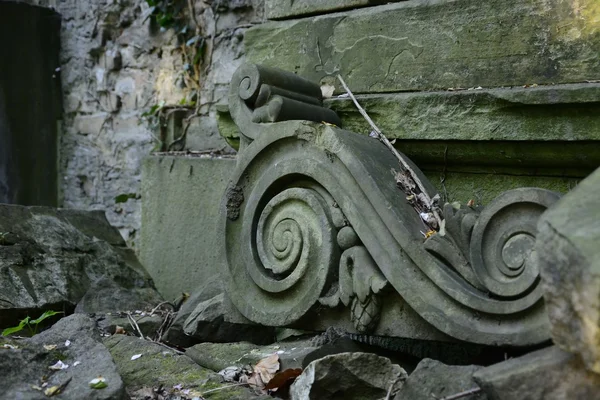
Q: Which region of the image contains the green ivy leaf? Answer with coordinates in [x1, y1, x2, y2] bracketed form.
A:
[1, 316, 30, 336]
[115, 193, 138, 204]
[30, 310, 63, 326]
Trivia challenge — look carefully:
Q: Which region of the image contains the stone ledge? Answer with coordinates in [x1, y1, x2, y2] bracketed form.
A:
[247, 0, 600, 92]
[265, 0, 405, 20]
[329, 83, 600, 141]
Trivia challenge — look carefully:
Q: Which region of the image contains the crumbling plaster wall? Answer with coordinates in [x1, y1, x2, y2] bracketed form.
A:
[18, 0, 263, 246]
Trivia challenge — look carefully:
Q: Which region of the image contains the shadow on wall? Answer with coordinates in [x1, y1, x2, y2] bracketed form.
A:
[0, 1, 62, 206]
[0, 87, 14, 203]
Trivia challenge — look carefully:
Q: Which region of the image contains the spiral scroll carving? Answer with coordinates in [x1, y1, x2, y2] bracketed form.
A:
[223, 164, 340, 326]
[249, 188, 334, 295]
[469, 188, 560, 299]
[223, 63, 564, 346]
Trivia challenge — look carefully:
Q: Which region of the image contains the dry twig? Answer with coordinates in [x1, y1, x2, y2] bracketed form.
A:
[200, 382, 249, 396]
[126, 312, 144, 340]
[383, 376, 402, 400]
[336, 75, 443, 230]
[435, 387, 483, 400]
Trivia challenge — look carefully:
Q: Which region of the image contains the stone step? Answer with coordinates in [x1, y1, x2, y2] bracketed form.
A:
[246, 0, 600, 93]
[266, 0, 406, 20]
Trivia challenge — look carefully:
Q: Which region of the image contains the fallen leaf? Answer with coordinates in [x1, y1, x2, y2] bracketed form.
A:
[114, 326, 126, 335]
[44, 386, 61, 397]
[89, 377, 108, 389]
[31, 385, 43, 391]
[467, 199, 475, 207]
[43, 344, 57, 351]
[64, 340, 71, 347]
[131, 353, 142, 361]
[48, 360, 69, 370]
[321, 121, 338, 127]
[247, 354, 280, 390]
[320, 84, 335, 99]
[264, 368, 303, 391]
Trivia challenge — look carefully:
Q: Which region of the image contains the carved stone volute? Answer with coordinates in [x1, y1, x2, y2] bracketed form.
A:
[220, 63, 560, 346]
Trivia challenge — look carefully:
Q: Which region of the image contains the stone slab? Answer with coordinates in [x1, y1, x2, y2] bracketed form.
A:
[246, 0, 600, 93]
[266, 0, 405, 20]
[140, 156, 235, 301]
[328, 83, 600, 141]
[187, 340, 316, 372]
[537, 167, 600, 374]
[394, 359, 485, 400]
[473, 346, 600, 400]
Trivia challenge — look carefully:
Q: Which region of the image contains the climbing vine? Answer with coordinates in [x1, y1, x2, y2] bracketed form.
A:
[143, 0, 214, 151]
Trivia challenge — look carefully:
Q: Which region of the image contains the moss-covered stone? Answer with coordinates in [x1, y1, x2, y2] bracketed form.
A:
[103, 335, 264, 399]
[186, 340, 316, 372]
[247, 0, 600, 93]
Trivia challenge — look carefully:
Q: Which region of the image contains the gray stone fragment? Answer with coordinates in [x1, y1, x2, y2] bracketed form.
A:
[0, 314, 126, 400]
[537, 167, 600, 373]
[0, 205, 162, 327]
[394, 358, 485, 400]
[473, 346, 600, 400]
[186, 339, 317, 372]
[161, 276, 225, 347]
[182, 293, 275, 345]
[290, 352, 407, 400]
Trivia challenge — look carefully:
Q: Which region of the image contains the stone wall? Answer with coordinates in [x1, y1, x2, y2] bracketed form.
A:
[14, 0, 264, 246]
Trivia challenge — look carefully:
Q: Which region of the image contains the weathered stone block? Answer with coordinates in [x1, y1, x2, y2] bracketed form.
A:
[247, 0, 600, 92]
[265, 0, 404, 20]
[537, 167, 600, 374]
[474, 346, 600, 400]
[140, 156, 235, 300]
[290, 352, 407, 400]
[394, 359, 485, 400]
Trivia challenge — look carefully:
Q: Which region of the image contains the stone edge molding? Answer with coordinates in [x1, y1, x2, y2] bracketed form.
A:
[220, 63, 562, 346]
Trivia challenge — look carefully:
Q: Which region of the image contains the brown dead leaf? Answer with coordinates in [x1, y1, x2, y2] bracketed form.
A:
[114, 326, 126, 335]
[264, 368, 302, 391]
[247, 354, 280, 390]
